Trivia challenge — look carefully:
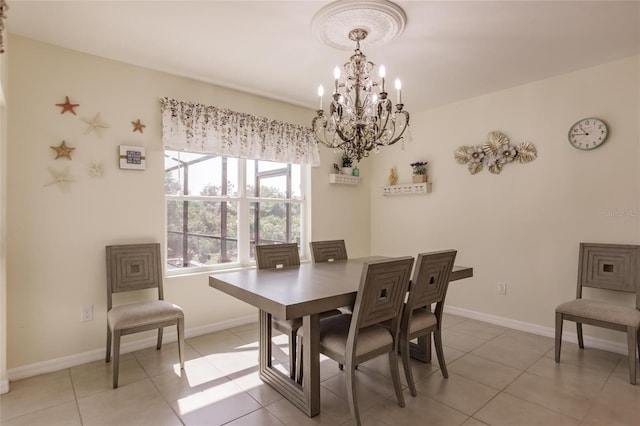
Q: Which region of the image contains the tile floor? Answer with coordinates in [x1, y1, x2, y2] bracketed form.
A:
[1, 314, 639, 425]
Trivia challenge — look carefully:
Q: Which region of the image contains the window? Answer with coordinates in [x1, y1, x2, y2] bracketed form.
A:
[164, 150, 307, 272]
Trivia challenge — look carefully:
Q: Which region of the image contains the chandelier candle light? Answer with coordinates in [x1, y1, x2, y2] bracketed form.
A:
[312, 28, 410, 162]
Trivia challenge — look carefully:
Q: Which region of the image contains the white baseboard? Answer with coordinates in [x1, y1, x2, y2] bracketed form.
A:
[444, 306, 628, 356]
[6, 315, 256, 382]
[6, 308, 630, 383]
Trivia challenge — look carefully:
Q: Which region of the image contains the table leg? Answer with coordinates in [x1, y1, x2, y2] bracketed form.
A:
[409, 335, 432, 363]
[258, 310, 320, 417]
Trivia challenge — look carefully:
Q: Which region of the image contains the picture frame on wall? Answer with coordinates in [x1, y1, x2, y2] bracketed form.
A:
[119, 145, 146, 170]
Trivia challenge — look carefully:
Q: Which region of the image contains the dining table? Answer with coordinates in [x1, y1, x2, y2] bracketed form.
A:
[209, 256, 473, 417]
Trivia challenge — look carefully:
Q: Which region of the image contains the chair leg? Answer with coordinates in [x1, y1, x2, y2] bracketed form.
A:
[577, 322, 584, 349]
[156, 327, 163, 350]
[433, 329, 448, 378]
[345, 360, 361, 426]
[177, 318, 185, 370]
[389, 348, 406, 408]
[112, 331, 121, 389]
[106, 325, 112, 363]
[627, 326, 637, 385]
[555, 312, 563, 363]
[400, 335, 417, 397]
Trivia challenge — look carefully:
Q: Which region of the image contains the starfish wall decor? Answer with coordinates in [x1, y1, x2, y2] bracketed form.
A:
[50, 140, 76, 160]
[83, 113, 110, 136]
[87, 162, 105, 177]
[55, 96, 80, 115]
[45, 166, 75, 190]
[131, 119, 146, 133]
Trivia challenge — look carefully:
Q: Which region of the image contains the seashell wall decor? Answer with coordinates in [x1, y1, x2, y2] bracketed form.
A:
[454, 131, 537, 175]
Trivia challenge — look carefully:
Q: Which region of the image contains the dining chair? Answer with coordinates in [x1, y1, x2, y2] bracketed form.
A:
[106, 243, 185, 388]
[309, 239, 348, 263]
[298, 256, 414, 426]
[555, 242, 640, 385]
[400, 250, 457, 396]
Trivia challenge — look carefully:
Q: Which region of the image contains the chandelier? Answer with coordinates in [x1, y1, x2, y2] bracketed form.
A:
[311, 27, 410, 162]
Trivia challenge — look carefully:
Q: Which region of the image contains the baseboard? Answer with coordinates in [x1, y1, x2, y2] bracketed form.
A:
[0, 378, 8, 394]
[6, 314, 256, 382]
[444, 305, 628, 356]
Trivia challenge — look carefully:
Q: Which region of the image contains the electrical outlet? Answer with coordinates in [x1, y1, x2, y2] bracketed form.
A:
[497, 283, 507, 295]
[81, 305, 94, 321]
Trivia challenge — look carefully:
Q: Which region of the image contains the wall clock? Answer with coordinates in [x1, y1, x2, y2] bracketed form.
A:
[568, 117, 608, 150]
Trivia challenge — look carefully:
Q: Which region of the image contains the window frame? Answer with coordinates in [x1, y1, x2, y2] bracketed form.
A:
[164, 150, 310, 276]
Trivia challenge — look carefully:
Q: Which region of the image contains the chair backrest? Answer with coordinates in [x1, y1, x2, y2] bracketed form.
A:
[106, 243, 163, 310]
[407, 250, 457, 310]
[350, 257, 414, 336]
[310, 240, 348, 263]
[255, 243, 300, 269]
[577, 242, 640, 308]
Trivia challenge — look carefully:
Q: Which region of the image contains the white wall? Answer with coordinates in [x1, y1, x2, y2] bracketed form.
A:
[6, 35, 370, 373]
[370, 56, 640, 343]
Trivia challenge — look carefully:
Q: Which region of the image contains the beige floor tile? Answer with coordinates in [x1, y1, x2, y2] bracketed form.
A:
[187, 329, 248, 355]
[461, 417, 489, 426]
[526, 355, 610, 392]
[227, 366, 285, 406]
[0, 401, 81, 426]
[504, 371, 596, 420]
[448, 354, 522, 390]
[77, 379, 181, 426]
[0, 370, 75, 421]
[474, 393, 580, 426]
[549, 340, 622, 373]
[265, 387, 351, 426]
[358, 352, 437, 388]
[581, 372, 640, 426]
[447, 320, 507, 341]
[169, 378, 262, 425]
[471, 339, 545, 370]
[441, 313, 468, 329]
[69, 356, 148, 399]
[150, 357, 229, 402]
[441, 329, 490, 353]
[413, 372, 499, 416]
[362, 392, 468, 426]
[133, 340, 201, 378]
[320, 367, 405, 416]
[489, 330, 554, 355]
[227, 322, 260, 343]
[225, 407, 285, 426]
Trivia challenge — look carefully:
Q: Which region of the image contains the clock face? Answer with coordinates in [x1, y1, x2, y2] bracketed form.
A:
[568, 118, 608, 150]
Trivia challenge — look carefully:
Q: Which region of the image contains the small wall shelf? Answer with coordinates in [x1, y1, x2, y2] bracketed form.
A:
[329, 174, 361, 185]
[383, 182, 432, 196]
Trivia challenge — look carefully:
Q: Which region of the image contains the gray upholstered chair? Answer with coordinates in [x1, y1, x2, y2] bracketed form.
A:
[555, 242, 640, 385]
[310, 239, 348, 263]
[400, 250, 457, 396]
[106, 243, 185, 388]
[298, 257, 414, 426]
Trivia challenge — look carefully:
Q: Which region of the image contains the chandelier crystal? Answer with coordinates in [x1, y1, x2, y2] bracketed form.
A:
[312, 28, 410, 162]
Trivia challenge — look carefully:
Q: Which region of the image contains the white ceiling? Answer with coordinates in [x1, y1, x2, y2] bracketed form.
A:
[7, 1, 640, 112]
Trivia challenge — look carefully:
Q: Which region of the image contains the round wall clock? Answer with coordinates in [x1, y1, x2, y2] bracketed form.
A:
[568, 117, 608, 150]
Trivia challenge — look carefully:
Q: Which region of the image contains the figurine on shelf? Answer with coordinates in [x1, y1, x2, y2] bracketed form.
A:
[332, 163, 341, 174]
[388, 167, 398, 185]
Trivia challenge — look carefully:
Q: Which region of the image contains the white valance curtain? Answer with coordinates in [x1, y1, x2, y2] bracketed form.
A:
[160, 97, 320, 166]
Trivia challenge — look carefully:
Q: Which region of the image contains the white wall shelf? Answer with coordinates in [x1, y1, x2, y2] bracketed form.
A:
[383, 182, 432, 196]
[329, 174, 361, 185]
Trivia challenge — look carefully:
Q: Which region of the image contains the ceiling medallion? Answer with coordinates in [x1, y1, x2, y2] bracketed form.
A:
[311, 0, 407, 50]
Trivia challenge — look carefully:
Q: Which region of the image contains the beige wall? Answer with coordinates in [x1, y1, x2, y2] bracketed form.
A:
[0, 35, 8, 392]
[6, 35, 370, 373]
[7, 34, 638, 378]
[370, 55, 640, 343]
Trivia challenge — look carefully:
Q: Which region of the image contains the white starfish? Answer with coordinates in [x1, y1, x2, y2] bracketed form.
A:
[45, 166, 75, 190]
[82, 112, 110, 136]
[87, 162, 104, 177]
